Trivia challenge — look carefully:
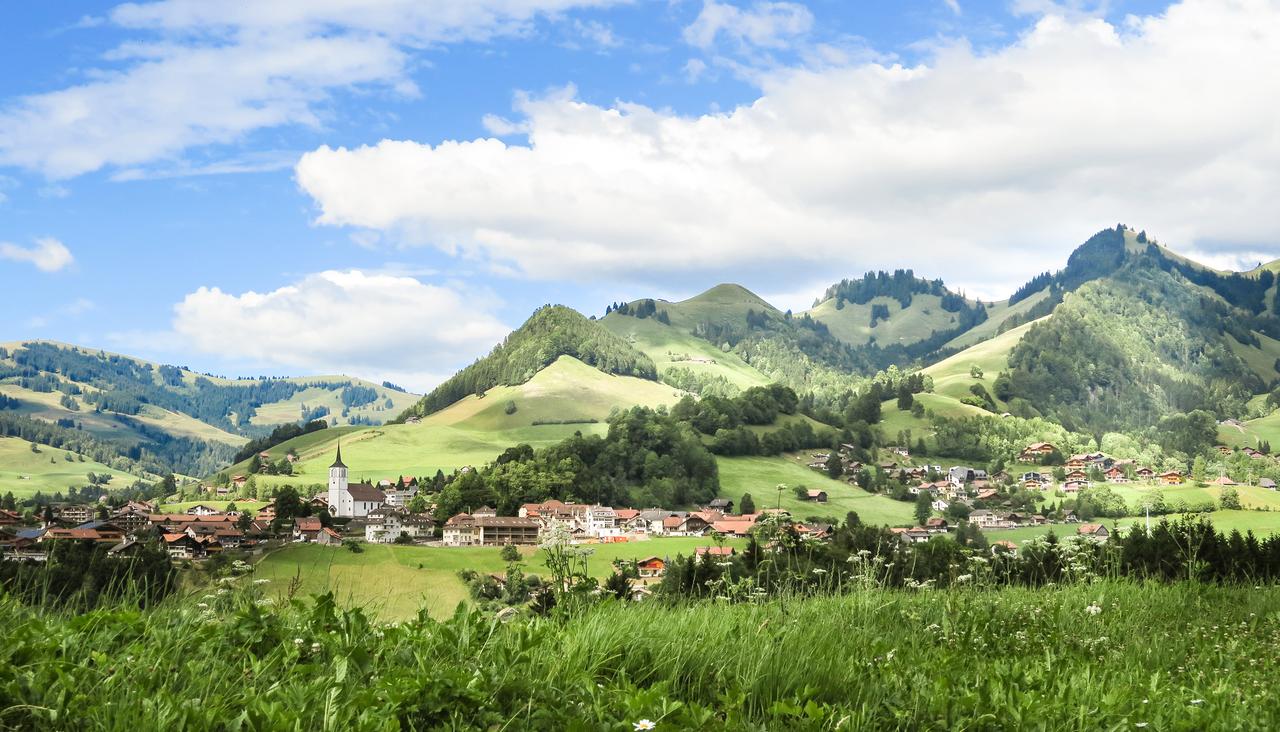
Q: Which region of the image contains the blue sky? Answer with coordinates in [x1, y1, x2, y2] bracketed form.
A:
[2, 0, 1277, 390]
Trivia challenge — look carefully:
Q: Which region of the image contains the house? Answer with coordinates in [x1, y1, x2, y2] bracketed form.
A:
[710, 518, 757, 538]
[1062, 481, 1087, 493]
[1105, 467, 1129, 483]
[43, 527, 122, 544]
[185, 504, 221, 516]
[886, 445, 910, 458]
[1065, 455, 1088, 470]
[705, 498, 734, 513]
[364, 508, 434, 544]
[662, 514, 711, 537]
[805, 490, 828, 503]
[892, 527, 932, 544]
[924, 517, 949, 533]
[325, 447, 386, 518]
[969, 509, 1000, 529]
[231, 475, 247, 488]
[931, 499, 950, 512]
[1019, 442, 1057, 461]
[293, 517, 323, 542]
[442, 514, 541, 546]
[163, 533, 206, 560]
[1215, 445, 1234, 456]
[54, 504, 95, 525]
[1077, 523, 1110, 541]
[992, 540, 1019, 554]
[1065, 469, 1089, 482]
[0, 509, 22, 527]
[1261, 478, 1277, 490]
[1136, 467, 1155, 481]
[1211, 476, 1237, 486]
[317, 527, 344, 546]
[1159, 471, 1184, 485]
[1061, 509, 1079, 523]
[635, 556, 666, 578]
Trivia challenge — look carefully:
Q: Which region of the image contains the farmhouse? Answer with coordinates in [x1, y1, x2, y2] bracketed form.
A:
[635, 556, 666, 578]
[1136, 467, 1155, 481]
[1077, 524, 1110, 541]
[1019, 442, 1057, 460]
[695, 545, 736, 558]
[805, 490, 828, 503]
[185, 504, 221, 516]
[1261, 478, 1277, 490]
[293, 517, 323, 542]
[1159, 471, 1184, 485]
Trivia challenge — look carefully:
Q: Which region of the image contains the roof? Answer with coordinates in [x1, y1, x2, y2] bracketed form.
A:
[322, 527, 342, 539]
[614, 509, 640, 520]
[695, 545, 736, 556]
[295, 517, 322, 531]
[330, 445, 346, 469]
[1078, 523, 1106, 534]
[346, 483, 386, 502]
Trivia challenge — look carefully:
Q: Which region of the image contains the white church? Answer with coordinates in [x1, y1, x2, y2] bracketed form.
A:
[327, 445, 387, 518]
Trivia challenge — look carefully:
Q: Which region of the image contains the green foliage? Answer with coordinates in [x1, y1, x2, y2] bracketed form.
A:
[403, 306, 658, 418]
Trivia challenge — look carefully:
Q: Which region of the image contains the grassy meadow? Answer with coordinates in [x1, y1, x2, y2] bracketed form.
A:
[715, 455, 915, 526]
[255, 538, 742, 620]
[4, 579, 1280, 728]
[0, 435, 141, 498]
[600, 313, 771, 390]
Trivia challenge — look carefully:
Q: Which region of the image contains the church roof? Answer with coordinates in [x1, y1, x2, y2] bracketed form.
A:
[346, 483, 385, 502]
[330, 444, 346, 469]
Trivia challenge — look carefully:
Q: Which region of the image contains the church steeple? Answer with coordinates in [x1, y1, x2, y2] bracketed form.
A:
[331, 443, 346, 469]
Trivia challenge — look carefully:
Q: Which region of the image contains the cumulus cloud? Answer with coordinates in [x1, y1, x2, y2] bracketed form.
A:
[0, 0, 622, 179]
[295, 1, 1280, 297]
[172, 270, 510, 391]
[0, 237, 75, 272]
[683, 0, 813, 51]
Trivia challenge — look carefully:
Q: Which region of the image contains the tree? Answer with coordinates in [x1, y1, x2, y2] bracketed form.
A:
[739, 492, 756, 516]
[1191, 456, 1208, 483]
[500, 544, 521, 563]
[825, 453, 843, 479]
[274, 486, 304, 522]
[969, 364, 984, 379]
[235, 513, 252, 531]
[914, 493, 932, 526]
[1220, 487, 1242, 510]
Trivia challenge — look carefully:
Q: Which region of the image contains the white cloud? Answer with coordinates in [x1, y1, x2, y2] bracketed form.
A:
[0, 237, 75, 272]
[943, 0, 962, 16]
[295, 1, 1280, 297]
[171, 270, 511, 391]
[683, 0, 814, 51]
[0, 0, 622, 179]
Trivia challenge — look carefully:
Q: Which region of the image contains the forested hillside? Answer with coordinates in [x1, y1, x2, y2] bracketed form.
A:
[399, 306, 658, 419]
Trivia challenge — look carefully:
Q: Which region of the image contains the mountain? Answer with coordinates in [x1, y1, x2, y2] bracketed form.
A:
[0, 340, 418, 483]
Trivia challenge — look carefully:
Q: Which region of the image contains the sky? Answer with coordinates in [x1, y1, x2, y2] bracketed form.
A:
[2, 0, 1279, 391]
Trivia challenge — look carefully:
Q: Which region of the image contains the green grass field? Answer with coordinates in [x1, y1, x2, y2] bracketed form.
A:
[715, 455, 916, 526]
[600, 313, 771, 390]
[807, 293, 962, 348]
[1219, 410, 1280, 449]
[0, 435, 142, 498]
[228, 357, 680, 489]
[255, 537, 743, 620]
[923, 318, 1040, 405]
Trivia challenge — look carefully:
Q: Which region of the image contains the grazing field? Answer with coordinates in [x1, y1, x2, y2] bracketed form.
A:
[715, 455, 915, 526]
[600, 313, 771, 390]
[157, 499, 271, 514]
[235, 356, 681, 490]
[878, 391, 987, 439]
[0, 435, 141, 498]
[247, 379, 418, 427]
[807, 293, 962, 347]
[923, 319, 1040, 405]
[255, 538, 742, 620]
[5, 580, 1280, 728]
[1219, 410, 1280, 449]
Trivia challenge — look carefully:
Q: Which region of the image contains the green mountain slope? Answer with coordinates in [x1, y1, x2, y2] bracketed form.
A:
[399, 305, 657, 420]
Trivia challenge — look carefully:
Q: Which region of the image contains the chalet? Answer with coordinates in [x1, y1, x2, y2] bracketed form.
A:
[695, 545, 737, 558]
[1077, 523, 1110, 541]
[1159, 471, 1184, 485]
[1261, 478, 1277, 490]
[1136, 467, 1155, 481]
[1019, 442, 1057, 461]
[442, 514, 541, 547]
[231, 475, 248, 488]
[635, 556, 666, 578]
[585, 505, 621, 537]
[1215, 445, 1234, 456]
[1064, 469, 1088, 482]
[1062, 509, 1079, 523]
[317, 527, 343, 546]
[892, 527, 932, 544]
[705, 498, 734, 513]
[931, 499, 950, 513]
[795, 522, 833, 541]
[1030, 514, 1048, 526]
[614, 509, 644, 532]
[43, 527, 122, 544]
[1019, 471, 1048, 484]
[186, 504, 221, 516]
[969, 510, 1000, 529]
[975, 488, 999, 501]
[924, 517, 949, 533]
[992, 540, 1019, 554]
[1105, 467, 1129, 483]
[805, 490, 828, 503]
[1211, 476, 1237, 486]
[163, 533, 205, 560]
[1062, 481, 1087, 493]
[1065, 455, 1088, 470]
[0, 509, 21, 527]
[661, 514, 711, 536]
[886, 445, 910, 458]
[293, 517, 323, 542]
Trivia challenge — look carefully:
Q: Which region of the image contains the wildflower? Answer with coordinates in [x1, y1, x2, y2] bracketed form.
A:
[812, 568, 827, 575]
[311, 642, 322, 652]
[253, 578, 270, 585]
[634, 721, 657, 731]
[196, 602, 208, 609]
[1136, 723, 1148, 728]
[1190, 699, 1204, 705]
[956, 574, 973, 584]
[293, 638, 304, 646]
[1086, 603, 1102, 616]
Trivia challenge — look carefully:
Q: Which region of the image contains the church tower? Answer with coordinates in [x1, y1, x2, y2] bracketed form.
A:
[327, 444, 348, 516]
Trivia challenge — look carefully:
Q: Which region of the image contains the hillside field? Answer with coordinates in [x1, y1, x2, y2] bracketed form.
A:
[231, 356, 681, 489]
[255, 537, 742, 620]
[600, 313, 771, 390]
[715, 455, 915, 526]
[0, 435, 141, 498]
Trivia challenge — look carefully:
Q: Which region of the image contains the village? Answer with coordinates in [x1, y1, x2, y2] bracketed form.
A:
[8, 438, 1267, 571]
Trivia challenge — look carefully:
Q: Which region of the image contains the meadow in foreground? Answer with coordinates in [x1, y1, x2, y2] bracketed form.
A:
[1, 580, 1278, 730]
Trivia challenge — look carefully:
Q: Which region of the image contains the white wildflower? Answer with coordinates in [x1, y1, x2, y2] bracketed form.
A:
[1086, 603, 1102, 616]
[956, 574, 973, 584]
[311, 642, 322, 652]
[293, 638, 304, 646]
[634, 721, 656, 731]
[196, 602, 208, 609]
[1190, 699, 1204, 705]
[253, 579, 270, 585]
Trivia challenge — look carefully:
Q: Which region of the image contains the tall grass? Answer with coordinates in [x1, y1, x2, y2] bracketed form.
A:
[2, 579, 1280, 729]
